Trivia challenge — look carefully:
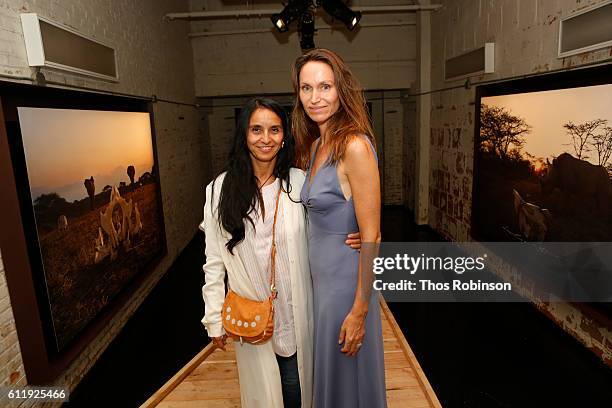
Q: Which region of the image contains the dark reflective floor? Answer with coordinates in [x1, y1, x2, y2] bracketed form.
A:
[69, 206, 612, 407]
[67, 233, 208, 407]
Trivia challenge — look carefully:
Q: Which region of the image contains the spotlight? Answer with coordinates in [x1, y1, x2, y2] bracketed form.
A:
[299, 12, 316, 50]
[271, 14, 288, 32]
[271, 0, 311, 33]
[321, 0, 362, 31]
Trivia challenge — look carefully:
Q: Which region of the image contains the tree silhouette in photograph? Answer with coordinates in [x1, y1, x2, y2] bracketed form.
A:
[34, 192, 68, 213]
[480, 104, 532, 160]
[33, 192, 70, 234]
[585, 121, 612, 167]
[563, 119, 608, 161]
[127, 165, 136, 186]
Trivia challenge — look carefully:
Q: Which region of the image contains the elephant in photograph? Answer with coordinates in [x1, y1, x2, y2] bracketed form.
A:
[541, 153, 611, 215]
[139, 171, 152, 184]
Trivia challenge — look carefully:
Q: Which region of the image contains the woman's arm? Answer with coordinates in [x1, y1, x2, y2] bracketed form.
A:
[338, 136, 381, 356]
[200, 182, 228, 347]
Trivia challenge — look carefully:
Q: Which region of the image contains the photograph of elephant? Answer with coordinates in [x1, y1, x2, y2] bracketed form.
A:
[472, 83, 612, 242]
[17, 107, 165, 352]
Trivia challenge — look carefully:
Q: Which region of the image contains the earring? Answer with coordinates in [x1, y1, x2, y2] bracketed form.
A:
[281, 141, 285, 148]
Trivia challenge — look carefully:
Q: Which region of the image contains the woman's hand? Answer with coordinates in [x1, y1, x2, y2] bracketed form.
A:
[338, 309, 367, 357]
[345, 231, 361, 250]
[211, 334, 228, 351]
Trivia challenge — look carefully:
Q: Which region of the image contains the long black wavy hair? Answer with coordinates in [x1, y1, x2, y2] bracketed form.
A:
[213, 97, 296, 254]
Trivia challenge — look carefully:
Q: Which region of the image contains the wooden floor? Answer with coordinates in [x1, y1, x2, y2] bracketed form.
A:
[142, 298, 441, 408]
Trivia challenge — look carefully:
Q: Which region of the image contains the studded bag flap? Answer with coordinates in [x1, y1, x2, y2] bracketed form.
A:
[222, 289, 274, 344]
[221, 184, 281, 345]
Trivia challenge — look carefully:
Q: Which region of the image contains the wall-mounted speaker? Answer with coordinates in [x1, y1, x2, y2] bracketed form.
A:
[444, 43, 494, 81]
[558, 0, 612, 58]
[20, 13, 118, 81]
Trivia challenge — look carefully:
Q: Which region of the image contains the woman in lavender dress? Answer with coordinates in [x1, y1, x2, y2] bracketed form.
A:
[292, 49, 387, 408]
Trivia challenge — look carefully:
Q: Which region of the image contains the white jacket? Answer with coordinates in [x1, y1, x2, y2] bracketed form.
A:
[199, 168, 313, 408]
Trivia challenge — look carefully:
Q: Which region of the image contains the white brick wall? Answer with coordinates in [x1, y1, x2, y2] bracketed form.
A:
[189, 0, 418, 96]
[191, 25, 418, 96]
[200, 91, 406, 205]
[0, 1, 207, 406]
[403, 97, 417, 211]
[0, 254, 26, 395]
[428, 0, 612, 363]
[383, 95, 404, 205]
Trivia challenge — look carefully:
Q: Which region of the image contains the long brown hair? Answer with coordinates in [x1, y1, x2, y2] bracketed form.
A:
[291, 48, 375, 169]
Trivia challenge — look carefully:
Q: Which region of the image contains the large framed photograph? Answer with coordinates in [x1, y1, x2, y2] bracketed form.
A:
[0, 82, 167, 383]
[470, 65, 612, 322]
[472, 65, 612, 242]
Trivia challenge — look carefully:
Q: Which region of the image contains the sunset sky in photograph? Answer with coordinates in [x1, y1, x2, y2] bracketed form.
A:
[18, 108, 154, 202]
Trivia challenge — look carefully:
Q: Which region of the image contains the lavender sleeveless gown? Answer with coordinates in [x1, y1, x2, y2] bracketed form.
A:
[300, 140, 387, 408]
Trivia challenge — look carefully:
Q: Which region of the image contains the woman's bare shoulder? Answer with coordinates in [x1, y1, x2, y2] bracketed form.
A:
[344, 135, 375, 162]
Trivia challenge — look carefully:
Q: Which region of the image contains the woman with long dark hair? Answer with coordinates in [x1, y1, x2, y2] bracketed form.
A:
[293, 49, 387, 407]
[199, 97, 359, 408]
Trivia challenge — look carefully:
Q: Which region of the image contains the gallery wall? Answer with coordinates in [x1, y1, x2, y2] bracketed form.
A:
[0, 0, 207, 404]
[200, 90, 407, 205]
[428, 0, 612, 363]
[188, 0, 418, 96]
[186, 0, 418, 205]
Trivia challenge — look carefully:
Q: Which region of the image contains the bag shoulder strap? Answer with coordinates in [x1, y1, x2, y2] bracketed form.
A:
[269, 182, 282, 299]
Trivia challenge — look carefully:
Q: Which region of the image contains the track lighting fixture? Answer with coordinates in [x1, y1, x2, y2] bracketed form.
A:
[321, 0, 361, 31]
[270, 0, 311, 33]
[271, 0, 362, 50]
[299, 11, 316, 50]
